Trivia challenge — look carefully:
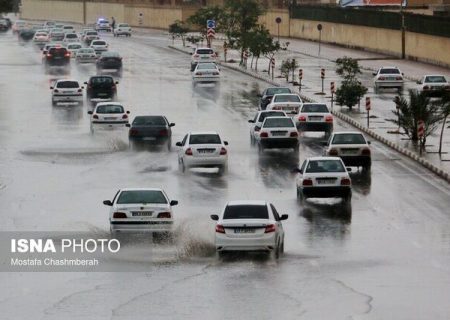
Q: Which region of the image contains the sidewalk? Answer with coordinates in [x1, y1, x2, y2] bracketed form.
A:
[168, 35, 450, 181]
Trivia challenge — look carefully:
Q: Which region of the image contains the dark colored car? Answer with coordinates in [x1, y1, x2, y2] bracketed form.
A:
[0, 19, 8, 31]
[18, 29, 35, 41]
[85, 75, 118, 104]
[258, 87, 292, 110]
[127, 116, 175, 151]
[45, 47, 70, 68]
[96, 51, 122, 76]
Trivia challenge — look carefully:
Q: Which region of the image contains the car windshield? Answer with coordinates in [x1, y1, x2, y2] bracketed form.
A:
[133, 116, 166, 126]
[96, 105, 124, 114]
[274, 95, 301, 103]
[223, 205, 269, 219]
[117, 190, 167, 204]
[425, 76, 446, 83]
[91, 77, 113, 85]
[197, 63, 216, 70]
[68, 44, 81, 49]
[380, 68, 400, 74]
[332, 133, 366, 145]
[66, 34, 77, 38]
[48, 47, 67, 55]
[258, 111, 285, 122]
[51, 29, 63, 33]
[196, 49, 213, 54]
[302, 104, 329, 113]
[93, 41, 106, 45]
[189, 134, 221, 144]
[263, 117, 294, 128]
[56, 81, 79, 88]
[266, 87, 291, 96]
[87, 31, 97, 35]
[305, 160, 345, 173]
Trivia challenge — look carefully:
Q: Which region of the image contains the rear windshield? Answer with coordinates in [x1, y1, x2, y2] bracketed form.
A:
[63, 26, 74, 29]
[78, 48, 95, 53]
[380, 68, 400, 74]
[101, 52, 120, 58]
[223, 205, 269, 219]
[56, 81, 79, 88]
[266, 87, 291, 96]
[305, 160, 345, 173]
[65, 33, 77, 38]
[91, 77, 113, 85]
[51, 29, 63, 33]
[133, 116, 166, 126]
[96, 104, 124, 114]
[189, 134, 221, 144]
[258, 111, 285, 122]
[274, 95, 301, 103]
[86, 31, 98, 35]
[425, 76, 446, 83]
[117, 190, 167, 204]
[332, 133, 366, 145]
[301, 104, 329, 113]
[263, 117, 294, 128]
[68, 44, 82, 49]
[92, 41, 106, 45]
[196, 49, 213, 54]
[197, 63, 216, 70]
[48, 47, 68, 55]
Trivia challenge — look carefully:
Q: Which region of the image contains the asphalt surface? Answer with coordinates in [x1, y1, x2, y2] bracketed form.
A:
[1, 29, 450, 320]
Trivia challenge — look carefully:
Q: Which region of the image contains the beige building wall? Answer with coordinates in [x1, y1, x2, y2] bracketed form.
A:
[124, 5, 182, 29]
[21, 0, 84, 24]
[405, 32, 450, 67]
[258, 9, 290, 37]
[85, 3, 125, 24]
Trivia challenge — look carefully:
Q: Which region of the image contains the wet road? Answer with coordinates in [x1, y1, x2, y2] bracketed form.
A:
[1, 30, 450, 319]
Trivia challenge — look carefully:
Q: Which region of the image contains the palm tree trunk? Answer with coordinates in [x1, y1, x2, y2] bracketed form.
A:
[439, 115, 448, 155]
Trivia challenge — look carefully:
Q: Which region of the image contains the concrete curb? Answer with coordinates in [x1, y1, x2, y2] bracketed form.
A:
[168, 45, 450, 183]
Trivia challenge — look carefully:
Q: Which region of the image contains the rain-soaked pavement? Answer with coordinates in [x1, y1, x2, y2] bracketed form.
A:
[1, 29, 450, 320]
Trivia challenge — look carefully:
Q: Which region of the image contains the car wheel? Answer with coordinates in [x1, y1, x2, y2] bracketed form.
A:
[374, 85, 379, 94]
[190, 64, 196, 72]
[250, 135, 255, 146]
[180, 160, 186, 173]
[297, 189, 305, 205]
[293, 143, 299, 153]
[90, 126, 94, 135]
[280, 240, 284, 254]
[167, 139, 172, 152]
[217, 251, 226, 260]
[51, 99, 57, 106]
[218, 164, 227, 175]
[362, 161, 372, 171]
[258, 144, 264, 154]
[271, 243, 280, 260]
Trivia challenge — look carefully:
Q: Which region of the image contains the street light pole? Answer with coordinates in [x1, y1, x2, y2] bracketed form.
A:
[400, 0, 405, 59]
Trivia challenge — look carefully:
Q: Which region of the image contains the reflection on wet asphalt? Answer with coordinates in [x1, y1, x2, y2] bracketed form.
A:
[1, 30, 450, 319]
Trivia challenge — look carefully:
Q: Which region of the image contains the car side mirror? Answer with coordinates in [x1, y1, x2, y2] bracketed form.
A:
[210, 214, 219, 221]
[372, 72, 377, 76]
[175, 142, 182, 147]
[50, 86, 53, 89]
[87, 111, 93, 115]
[126, 111, 130, 114]
[248, 119, 255, 123]
[84, 81, 88, 84]
[125, 123, 131, 127]
[169, 123, 175, 127]
[81, 86, 84, 89]
[224, 141, 229, 145]
[346, 167, 352, 172]
[367, 141, 371, 145]
[103, 200, 113, 206]
[321, 141, 328, 146]
[416, 81, 421, 84]
[293, 167, 302, 173]
[115, 81, 119, 84]
[170, 200, 178, 206]
[256, 94, 262, 97]
[280, 214, 288, 221]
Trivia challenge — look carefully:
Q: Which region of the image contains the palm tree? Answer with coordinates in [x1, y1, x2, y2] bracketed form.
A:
[392, 90, 442, 149]
[436, 91, 450, 155]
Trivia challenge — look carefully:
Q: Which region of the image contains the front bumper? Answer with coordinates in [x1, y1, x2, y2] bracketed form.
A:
[297, 122, 333, 132]
[259, 138, 298, 149]
[110, 220, 173, 232]
[300, 186, 351, 198]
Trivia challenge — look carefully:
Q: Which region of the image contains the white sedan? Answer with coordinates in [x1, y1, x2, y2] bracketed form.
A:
[255, 116, 299, 152]
[90, 40, 108, 55]
[67, 42, 83, 58]
[113, 23, 132, 37]
[373, 66, 404, 93]
[295, 157, 352, 206]
[297, 103, 333, 138]
[323, 132, 372, 170]
[266, 93, 303, 117]
[103, 188, 178, 236]
[417, 75, 450, 96]
[192, 62, 220, 84]
[211, 200, 288, 259]
[248, 110, 287, 145]
[87, 102, 130, 133]
[176, 131, 228, 174]
[50, 79, 83, 106]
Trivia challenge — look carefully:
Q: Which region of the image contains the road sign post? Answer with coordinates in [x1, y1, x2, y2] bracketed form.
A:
[206, 20, 215, 48]
[366, 97, 371, 128]
[298, 68, 303, 92]
[418, 120, 425, 155]
[243, 50, 249, 69]
[275, 17, 282, 43]
[396, 101, 401, 132]
[223, 43, 227, 62]
[317, 24, 323, 56]
[330, 81, 335, 110]
[320, 68, 325, 93]
[271, 58, 275, 80]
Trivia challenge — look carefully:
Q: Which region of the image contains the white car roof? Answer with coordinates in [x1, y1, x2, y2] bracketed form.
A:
[189, 131, 219, 135]
[259, 110, 286, 114]
[56, 79, 80, 83]
[273, 93, 300, 96]
[380, 66, 400, 69]
[119, 188, 164, 192]
[302, 102, 327, 105]
[95, 102, 123, 107]
[423, 74, 448, 79]
[333, 131, 364, 135]
[226, 200, 267, 206]
[195, 47, 213, 51]
[307, 156, 342, 161]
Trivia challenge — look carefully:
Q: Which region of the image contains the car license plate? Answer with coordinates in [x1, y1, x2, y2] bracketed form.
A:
[132, 211, 153, 216]
[271, 131, 287, 136]
[317, 178, 336, 184]
[105, 117, 116, 120]
[198, 149, 214, 153]
[341, 149, 358, 155]
[201, 57, 209, 59]
[143, 137, 156, 141]
[309, 116, 322, 121]
[386, 77, 396, 80]
[98, 93, 108, 96]
[234, 228, 255, 234]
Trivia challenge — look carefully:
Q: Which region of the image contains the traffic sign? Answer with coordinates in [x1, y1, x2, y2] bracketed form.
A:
[298, 69, 303, 80]
[207, 20, 215, 29]
[418, 120, 425, 138]
[207, 28, 215, 38]
[330, 81, 335, 93]
[244, 50, 249, 59]
[365, 97, 371, 111]
[271, 58, 275, 68]
[320, 68, 325, 79]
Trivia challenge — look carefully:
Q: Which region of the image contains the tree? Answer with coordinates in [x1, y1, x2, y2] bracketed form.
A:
[169, 20, 189, 47]
[279, 58, 299, 82]
[435, 90, 450, 155]
[0, 0, 14, 13]
[391, 89, 442, 148]
[335, 56, 367, 109]
[186, 6, 225, 37]
[246, 25, 275, 72]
